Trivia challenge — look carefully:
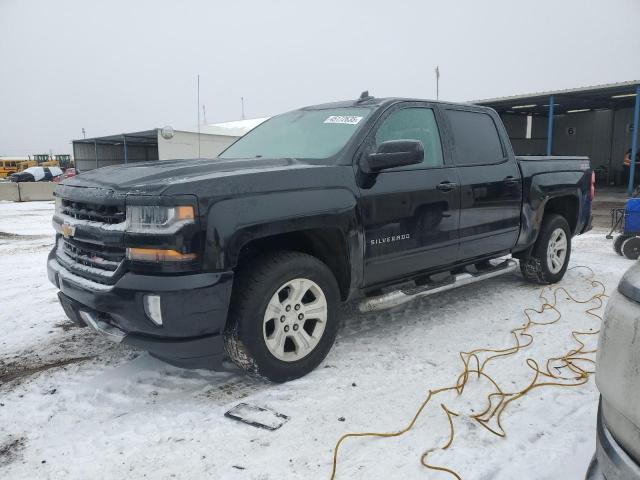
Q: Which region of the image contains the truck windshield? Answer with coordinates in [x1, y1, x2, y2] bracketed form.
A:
[219, 107, 372, 160]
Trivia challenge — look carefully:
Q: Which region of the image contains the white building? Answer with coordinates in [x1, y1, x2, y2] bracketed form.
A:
[72, 118, 269, 172]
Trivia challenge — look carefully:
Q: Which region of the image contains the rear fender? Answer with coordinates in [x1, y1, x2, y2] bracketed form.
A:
[515, 170, 587, 252]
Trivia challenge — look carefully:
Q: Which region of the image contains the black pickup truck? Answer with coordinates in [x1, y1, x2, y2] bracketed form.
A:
[48, 94, 594, 382]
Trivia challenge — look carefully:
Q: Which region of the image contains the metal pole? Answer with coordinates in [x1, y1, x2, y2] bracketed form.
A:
[546, 95, 554, 156]
[607, 107, 617, 186]
[123, 135, 128, 164]
[241, 97, 245, 120]
[627, 85, 640, 196]
[94, 140, 98, 170]
[197, 74, 201, 158]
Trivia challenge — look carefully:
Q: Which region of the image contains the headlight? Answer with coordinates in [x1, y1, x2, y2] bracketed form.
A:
[125, 205, 195, 233]
[54, 196, 63, 215]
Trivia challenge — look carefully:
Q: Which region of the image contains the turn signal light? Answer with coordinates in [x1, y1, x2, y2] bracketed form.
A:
[175, 206, 195, 220]
[126, 247, 197, 263]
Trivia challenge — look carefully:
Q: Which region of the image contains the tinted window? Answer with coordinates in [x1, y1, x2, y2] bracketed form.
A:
[375, 107, 443, 168]
[445, 110, 504, 165]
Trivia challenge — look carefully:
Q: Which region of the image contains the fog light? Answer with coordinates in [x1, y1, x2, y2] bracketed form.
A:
[143, 294, 163, 326]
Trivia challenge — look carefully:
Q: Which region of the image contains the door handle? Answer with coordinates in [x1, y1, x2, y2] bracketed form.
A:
[504, 176, 520, 185]
[436, 181, 458, 192]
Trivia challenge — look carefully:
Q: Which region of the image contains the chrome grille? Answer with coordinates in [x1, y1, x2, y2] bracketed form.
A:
[56, 237, 125, 283]
[61, 199, 125, 225]
[61, 238, 124, 272]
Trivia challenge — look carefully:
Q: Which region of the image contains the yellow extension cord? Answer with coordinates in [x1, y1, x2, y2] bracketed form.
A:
[330, 266, 607, 479]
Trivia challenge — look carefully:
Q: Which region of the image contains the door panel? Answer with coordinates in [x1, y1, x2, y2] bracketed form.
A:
[357, 104, 461, 287]
[360, 169, 461, 286]
[443, 108, 522, 260]
[456, 162, 522, 258]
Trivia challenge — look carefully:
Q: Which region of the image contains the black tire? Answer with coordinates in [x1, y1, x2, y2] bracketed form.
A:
[614, 234, 632, 256]
[520, 214, 571, 284]
[224, 251, 340, 383]
[621, 236, 640, 260]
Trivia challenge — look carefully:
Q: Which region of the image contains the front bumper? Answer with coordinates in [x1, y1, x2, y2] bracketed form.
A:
[48, 252, 234, 369]
[586, 399, 640, 480]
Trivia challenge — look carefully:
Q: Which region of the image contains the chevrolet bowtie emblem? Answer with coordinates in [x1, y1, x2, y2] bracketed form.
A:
[61, 223, 76, 239]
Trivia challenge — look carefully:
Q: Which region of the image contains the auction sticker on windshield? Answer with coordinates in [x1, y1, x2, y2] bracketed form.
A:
[324, 115, 363, 125]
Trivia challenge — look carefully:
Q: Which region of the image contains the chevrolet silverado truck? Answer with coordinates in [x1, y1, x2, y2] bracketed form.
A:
[48, 94, 594, 382]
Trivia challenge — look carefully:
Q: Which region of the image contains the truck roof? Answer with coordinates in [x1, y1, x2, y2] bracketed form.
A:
[300, 96, 485, 111]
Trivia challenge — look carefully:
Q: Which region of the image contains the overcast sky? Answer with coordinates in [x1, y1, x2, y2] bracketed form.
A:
[1, 0, 639, 156]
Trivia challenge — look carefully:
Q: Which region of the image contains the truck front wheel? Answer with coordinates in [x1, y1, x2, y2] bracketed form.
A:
[519, 214, 571, 284]
[224, 251, 340, 383]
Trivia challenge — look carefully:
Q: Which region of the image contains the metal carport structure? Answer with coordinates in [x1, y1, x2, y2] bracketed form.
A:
[73, 130, 159, 173]
[475, 80, 640, 195]
[71, 120, 266, 173]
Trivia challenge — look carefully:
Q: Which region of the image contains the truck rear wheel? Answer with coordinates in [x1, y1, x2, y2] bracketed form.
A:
[224, 251, 340, 383]
[519, 214, 571, 284]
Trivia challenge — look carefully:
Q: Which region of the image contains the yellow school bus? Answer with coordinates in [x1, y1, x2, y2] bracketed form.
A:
[0, 159, 39, 178]
[0, 159, 21, 178]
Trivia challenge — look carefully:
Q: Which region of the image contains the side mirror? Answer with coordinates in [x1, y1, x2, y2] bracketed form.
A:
[364, 139, 424, 172]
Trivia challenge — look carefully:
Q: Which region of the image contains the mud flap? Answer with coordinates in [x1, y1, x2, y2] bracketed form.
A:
[224, 403, 289, 430]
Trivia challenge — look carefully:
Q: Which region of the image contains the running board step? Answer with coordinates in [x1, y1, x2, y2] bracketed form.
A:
[358, 259, 518, 313]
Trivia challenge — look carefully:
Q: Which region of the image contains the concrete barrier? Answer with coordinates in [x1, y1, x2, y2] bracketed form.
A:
[0, 182, 20, 201]
[0, 182, 56, 202]
[18, 182, 56, 201]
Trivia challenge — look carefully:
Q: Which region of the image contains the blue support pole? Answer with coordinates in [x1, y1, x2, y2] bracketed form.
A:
[123, 135, 128, 164]
[546, 95, 555, 156]
[627, 85, 640, 196]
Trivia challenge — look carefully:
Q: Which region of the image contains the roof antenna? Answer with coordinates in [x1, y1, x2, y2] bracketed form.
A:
[357, 90, 373, 103]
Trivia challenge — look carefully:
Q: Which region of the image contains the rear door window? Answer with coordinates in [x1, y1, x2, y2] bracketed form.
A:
[445, 110, 505, 165]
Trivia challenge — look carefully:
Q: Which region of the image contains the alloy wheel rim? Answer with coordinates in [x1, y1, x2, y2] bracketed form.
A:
[546, 228, 567, 274]
[262, 278, 328, 362]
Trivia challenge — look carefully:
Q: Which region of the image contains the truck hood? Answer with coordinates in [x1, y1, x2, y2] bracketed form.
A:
[64, 157, 320, 195]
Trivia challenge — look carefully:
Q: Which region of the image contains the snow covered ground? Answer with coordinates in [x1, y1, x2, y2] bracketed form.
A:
[0, 200, 631, 480]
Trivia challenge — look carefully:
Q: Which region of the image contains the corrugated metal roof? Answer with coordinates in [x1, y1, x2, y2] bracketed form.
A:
[73, 130, 158, 145]
[474, 80, 640, 105]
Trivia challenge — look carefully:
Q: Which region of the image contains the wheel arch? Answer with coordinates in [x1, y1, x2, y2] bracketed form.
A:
[514, 190, 581, 259]
[203, 189, 360, 300]
[234, 228, 352, 301]
[543, 195, 579, 234]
